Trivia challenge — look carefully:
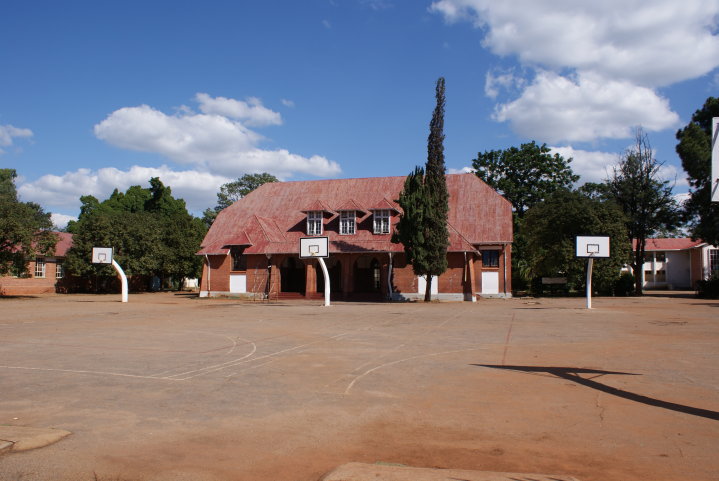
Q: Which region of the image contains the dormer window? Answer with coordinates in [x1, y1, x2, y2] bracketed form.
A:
[307, 211, 323, 235]
[340, 211, 356, 235]
[373, 209, 390, 234]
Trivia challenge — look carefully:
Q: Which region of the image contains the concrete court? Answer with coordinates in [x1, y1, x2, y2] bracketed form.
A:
[0, 292, 717, 481]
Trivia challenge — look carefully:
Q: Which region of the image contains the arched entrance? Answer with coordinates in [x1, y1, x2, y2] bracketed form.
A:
[353, 255, 381, 294]
[280, 256, 305, 294]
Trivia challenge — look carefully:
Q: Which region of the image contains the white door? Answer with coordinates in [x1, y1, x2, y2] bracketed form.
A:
[417, 275, 439, 294]
[481, 272, 499, 294]
[229, 274, 247, 293]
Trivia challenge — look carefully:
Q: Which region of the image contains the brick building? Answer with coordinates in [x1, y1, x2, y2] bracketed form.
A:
[197, 174, 513, 301]
[0, 232, 74, 296]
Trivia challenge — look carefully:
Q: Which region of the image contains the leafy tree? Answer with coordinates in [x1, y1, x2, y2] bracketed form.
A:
[523, 189, 630, 295]
[472, 142, 579, 218]
[65, 178, 206, 290]
[0, 169, 57, 277]
[607, 128, 680, 295]
[472, 142, 578, 291]
[394, 77, 450, 301]
[203, 172, 279, 226]
[675, 96, 719, 245]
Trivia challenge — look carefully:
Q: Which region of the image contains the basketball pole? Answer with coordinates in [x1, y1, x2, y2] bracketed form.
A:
[586, 257, 594, 310]
[111, 259, 129, 303]
[317, 256, 330, 307]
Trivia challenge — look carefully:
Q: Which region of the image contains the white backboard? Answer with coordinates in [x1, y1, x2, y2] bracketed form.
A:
[92, 247, 113, 264]
[299, 237, 329, 258]
[576, 236, 610, 258]
[712, 117, 718, 202]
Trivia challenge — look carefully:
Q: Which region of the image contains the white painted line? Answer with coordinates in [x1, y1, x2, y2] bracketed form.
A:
[343, 348, 484, 395]
[0, 365, 180, 381]
[173, 333, 349, 380]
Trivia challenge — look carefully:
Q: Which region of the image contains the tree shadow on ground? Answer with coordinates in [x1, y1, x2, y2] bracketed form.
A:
[474, 364, 719, 421]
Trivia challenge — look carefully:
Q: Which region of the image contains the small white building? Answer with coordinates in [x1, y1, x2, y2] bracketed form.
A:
[634, 238, 719, 290]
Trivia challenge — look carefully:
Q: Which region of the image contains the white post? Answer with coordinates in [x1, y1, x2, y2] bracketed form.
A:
[111, 259, 128, 303]
[586, 257, 594, 309]
[317, 257, 330, 307]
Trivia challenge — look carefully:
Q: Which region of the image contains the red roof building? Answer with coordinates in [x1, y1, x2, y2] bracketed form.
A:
[0, 232, 74, 296]
[198, 174, 513, 301]
[630, 238, 717, 289]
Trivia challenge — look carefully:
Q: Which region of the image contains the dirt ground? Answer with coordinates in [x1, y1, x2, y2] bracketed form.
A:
[0, 292, 717, 481]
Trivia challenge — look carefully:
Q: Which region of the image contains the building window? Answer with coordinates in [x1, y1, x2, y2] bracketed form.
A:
[307, 211, 323, 236]
[340, 211, 356, 235]
[655, 252, 666, 262]
[34, 258, 46, 278]
[655, 270, 666, 282]
[373, 210, 390, 234]
[710, 249, 719, 275]
[482, 251, 499, 267]
[56, 262, 64, 279]
[231, 247, 247, 271]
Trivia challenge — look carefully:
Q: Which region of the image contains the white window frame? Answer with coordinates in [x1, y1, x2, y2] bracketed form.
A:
[373, 209, 390, 234]
[710, 249, 719, 275]
[56, 261, 64, 279]
[339, 211, 356, 235]
[34, 258, 46, 278]
[307, 211, 323, 236]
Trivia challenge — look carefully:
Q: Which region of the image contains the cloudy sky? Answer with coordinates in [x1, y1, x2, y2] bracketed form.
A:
[2, 0, 717, 227]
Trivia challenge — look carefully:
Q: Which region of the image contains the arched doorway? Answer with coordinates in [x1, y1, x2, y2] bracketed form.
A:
[316, 258, 342, 296]
[280, 257, 305, 294]
[353, 256, 381, 294]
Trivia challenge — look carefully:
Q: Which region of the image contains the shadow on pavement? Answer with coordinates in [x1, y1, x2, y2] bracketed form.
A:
[475, 364, 719, 421]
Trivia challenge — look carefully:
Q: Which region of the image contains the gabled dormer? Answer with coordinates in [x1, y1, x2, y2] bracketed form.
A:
[335, 199, 367, 236]
[369, 198, 399, 235]
[301, 200, 335, 236]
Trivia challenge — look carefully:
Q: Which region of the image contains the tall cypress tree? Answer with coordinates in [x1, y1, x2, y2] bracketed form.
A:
[394, 77, 450, 301]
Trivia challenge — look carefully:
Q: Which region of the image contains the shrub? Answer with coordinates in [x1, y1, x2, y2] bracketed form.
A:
[614, 272, 635, 296]
[696, 275, 719, 299]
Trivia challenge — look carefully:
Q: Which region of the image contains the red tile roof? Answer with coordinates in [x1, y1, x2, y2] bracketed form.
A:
[633, 238, 705, 251]
[199, 174, 513, 256]
[54, 232, 73, 256]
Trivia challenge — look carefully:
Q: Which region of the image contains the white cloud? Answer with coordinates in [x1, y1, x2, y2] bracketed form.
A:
[322, 19, 332, 29]
[549, 146, 619, 184]
[51, 213, 77, 230]
[430, 0, 719, 144]
[494, 71, 679, 143]
[18, 166, 232, 215]
[195, 93, 282, 127]
[281, 99, 295, 108]
[94, 97, 341, 179]
[447, 166, 475, 174]
[0, 124, 33, 153]
[431, 0, 719, 87]
[550, 145, 689, 188]
[484, 68, 525, 99]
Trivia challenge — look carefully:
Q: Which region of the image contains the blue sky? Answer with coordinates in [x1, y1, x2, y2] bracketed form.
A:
[2, 0, 718, 227]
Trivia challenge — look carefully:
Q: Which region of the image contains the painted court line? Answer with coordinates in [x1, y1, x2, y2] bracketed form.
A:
[343, 348, 484, 395]
[0, 364, 179, 381]
[170, 332, 350, 380]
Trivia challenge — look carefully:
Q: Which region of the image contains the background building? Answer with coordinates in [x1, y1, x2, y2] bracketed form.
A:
[198, 174, 513, 301]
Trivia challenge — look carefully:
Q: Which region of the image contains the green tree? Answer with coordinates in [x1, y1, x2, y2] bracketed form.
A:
[472, 142, 579, 291]
[393, 77, 450, 301]
[675, 96, 719, 245]
[607, 128, 680, 295]
[65, 178, 206, 290]
[203, 172, 279, 227]
[472, 142, 579, 218]
[523, 189, 630, 295]
[0, 169, 57, 277]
